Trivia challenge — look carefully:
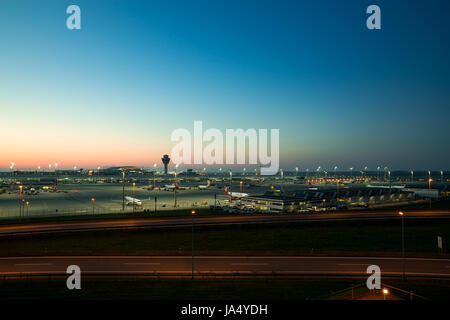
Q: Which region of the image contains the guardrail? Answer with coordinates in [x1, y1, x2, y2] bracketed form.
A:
[325, 281, 430, 300]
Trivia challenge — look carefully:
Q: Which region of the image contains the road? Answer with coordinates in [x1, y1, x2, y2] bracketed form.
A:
[0, 210, 449, 236]
[1, 256, 449, 278]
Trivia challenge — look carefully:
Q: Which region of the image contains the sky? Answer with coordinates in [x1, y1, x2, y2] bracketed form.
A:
[0, 0, 449, 171]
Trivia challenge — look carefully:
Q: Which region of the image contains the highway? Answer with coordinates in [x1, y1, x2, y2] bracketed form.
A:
[0, 210, 449, 236]
[1, 256, 450, 278]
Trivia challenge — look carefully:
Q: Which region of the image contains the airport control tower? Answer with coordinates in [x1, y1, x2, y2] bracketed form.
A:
[161, 154, 171, 175]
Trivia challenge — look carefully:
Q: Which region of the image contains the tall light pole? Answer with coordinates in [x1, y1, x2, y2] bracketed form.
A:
[191, 209, 196, 280]
[349, 167, 353, 180]
[295, 167, 299, 177]
[336, 178, 340, 204]
[377, 166, 380, 181]
[399, 211, 405, 281]
[441, 170, 444, 183]
[410, 170, 414, 184]
[364, 166, 368, 180]
[19, 185, 23, 218]
[153, 163, 157, 190]
[306, 168, 309, 180]
[174, 164, 178, 208]
[428, 177, 432, 209]
[10, 162, 15, 177]
[91, 197, 95, 215]
[122, 171, 125, 212]
[334, 166, 338, 179]
[26, 201, 30, 217]
[388, 170, 391, 189]
[229, 169, 233, 204]
[384, 167, 388, 181]
[132, 182, 136, 213]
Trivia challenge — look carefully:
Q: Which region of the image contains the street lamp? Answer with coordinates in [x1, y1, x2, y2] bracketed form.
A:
[19, 185, 23, 218]
[441, 170, 444, 183]
[377, 166, 380, 181]
[410, 170, 413, 183]
[382, 288, 389, 300]
[428, 177, 432, 209]
[229, 169, 233, 204]
[174, 164, 179, 208]
[91, 197, 95, 215]
[26, 201, 30, 217]
[349, 167, 353, 179]
[10, 162, 15, 177]
[295, 167, 299, 177]
[132, 182, 136, 213]
[399, 211, 405, 281]
[122, 171, 125, 212]
[334, 166, 338, 179]
[191, 209, 196, 280]
[153, 164, 157, 189]
[388, 170, 391, 189]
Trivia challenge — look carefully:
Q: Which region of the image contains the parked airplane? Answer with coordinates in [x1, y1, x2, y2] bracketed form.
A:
[125, 196, 143, 206]
[224, 187, 249, 199]
[197, 180, 211, 189]
[366, 183, 405, 189]
[163, 184, 178, 191]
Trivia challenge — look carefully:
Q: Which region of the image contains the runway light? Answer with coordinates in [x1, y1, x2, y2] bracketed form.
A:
[191, 210, 196, 215]
[383, 288, 389, 295]
[398, 211, 404, 216]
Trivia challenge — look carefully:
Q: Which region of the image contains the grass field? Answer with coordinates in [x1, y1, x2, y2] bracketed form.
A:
[0, 199, 448, 226]
[1, 277, 449, 300]
[1, 218, 449, 257]
[0, 208, 224, 225]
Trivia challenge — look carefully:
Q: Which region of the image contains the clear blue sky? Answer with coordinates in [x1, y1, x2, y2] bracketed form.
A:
[0, 0, 449, 170]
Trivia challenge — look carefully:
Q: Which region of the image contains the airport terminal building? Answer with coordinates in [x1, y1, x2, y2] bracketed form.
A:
[240, 188, 416, 212]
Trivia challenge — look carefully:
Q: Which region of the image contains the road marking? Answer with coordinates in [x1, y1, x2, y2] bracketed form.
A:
[123, 263, 161, 265]
[14, 263, 53, 266]
[337, 263, 369, 266]
[231, 263, 268, 266]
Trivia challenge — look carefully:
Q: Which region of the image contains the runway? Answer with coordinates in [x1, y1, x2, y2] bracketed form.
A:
[1, 256, 450, 278]
[0, 210, 449, 236]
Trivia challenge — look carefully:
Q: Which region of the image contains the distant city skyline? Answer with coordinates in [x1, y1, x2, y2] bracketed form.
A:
[1, 0, 449, 170]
